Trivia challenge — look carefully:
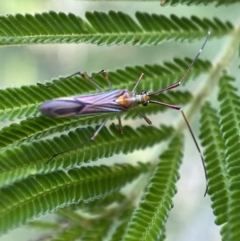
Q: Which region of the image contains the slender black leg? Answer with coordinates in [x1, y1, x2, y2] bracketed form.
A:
[47, 115, 110, 163]
[132, 73, 144, 93]
[134, 106, 152, 124]
[117, 114, 123, 134]
[149, 100, 208, 196]
[37, 71, 103, 91]
[93, 70, 112, 90]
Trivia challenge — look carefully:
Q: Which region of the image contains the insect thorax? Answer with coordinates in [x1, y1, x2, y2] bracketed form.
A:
[115, 90, 140, 109]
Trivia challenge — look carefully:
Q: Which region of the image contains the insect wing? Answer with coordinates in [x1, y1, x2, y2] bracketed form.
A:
[40, 90, 127, 117]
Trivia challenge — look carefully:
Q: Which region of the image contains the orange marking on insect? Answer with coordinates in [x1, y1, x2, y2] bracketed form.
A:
[115, 95, 128, 107]
[115, 91, 135, 108]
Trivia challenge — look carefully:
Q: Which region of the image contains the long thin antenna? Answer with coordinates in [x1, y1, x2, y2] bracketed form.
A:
[148, 31, 211, 96]
[178, 31, 211, 85]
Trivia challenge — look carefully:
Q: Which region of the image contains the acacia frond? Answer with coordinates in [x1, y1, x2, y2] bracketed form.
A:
[161, 0, 240, 7]
[0, 163, 147, 234]
[122, 135, 183, 241]
[0, 124, 171, 186]
[0, 6, 238, 241]
[200, 75, 240, 241]
[0, 11, 232, 47]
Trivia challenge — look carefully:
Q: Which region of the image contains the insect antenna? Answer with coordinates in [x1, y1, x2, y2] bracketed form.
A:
[148, 30, 211, 96]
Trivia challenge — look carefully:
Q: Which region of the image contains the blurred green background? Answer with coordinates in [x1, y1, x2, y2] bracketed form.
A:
[0, 1, 239, 241]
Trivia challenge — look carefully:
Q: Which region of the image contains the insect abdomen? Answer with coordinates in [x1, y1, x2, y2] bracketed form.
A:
[40, 100, 85, 117]
[39, 90, 140, 118]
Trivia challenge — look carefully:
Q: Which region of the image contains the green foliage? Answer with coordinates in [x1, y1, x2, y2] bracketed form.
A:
[200, 76, 240, 241]
[218, 76, 240, 240]
[160, 0, 240, 7]
[0, 163, 148, 233]
[122, 136, 183, 241]
[0, 4, 239, 241]
[200, 102, 228, 225]
[0, 11, 232, 46]
[0, 124, 172, 186]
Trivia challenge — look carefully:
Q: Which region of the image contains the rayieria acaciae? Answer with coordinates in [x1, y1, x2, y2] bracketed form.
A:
[38, 31, 211, 195]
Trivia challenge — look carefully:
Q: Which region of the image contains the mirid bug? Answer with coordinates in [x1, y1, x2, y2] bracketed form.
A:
[38, 31, 210, 193]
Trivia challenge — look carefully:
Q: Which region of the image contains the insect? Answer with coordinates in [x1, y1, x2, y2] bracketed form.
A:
[38, 31, 210, 193]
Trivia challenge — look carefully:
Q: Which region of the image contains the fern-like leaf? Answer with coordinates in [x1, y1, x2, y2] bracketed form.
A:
[122, 135, 183, 241]
[66, 192, 126, 213]
[0, 59, 211, 121]
[200, 76, 240, 240]
[199, 102, 228, 225]
[0, 3, 238, 241]
[217, 76, 240, 241]
[0, 11, 232, 47]
[0, 125, 172, 186]
[0, 163, 147, 234]
[161, 0, 240, 7]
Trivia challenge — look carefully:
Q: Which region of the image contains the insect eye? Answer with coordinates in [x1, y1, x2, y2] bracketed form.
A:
[141, 90, 147, 95]
[143, 102, 148, 106]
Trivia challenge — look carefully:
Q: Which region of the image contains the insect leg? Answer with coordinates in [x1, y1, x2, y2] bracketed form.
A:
[149, 99, 208, 196]
[74, 69, 121, 135]
[86, 70, 119, 142]
[47, 115, 110, 163]
[148, 31, 211, 96]
[37, 71, 103, 91]
[90, 115, 110, 141]
[92, 70, 112, 90]
[134, 106, 152, 124]
[132, 73, 144, 93]
[117, 114, 123, 134]
[181, 109, 208, 196]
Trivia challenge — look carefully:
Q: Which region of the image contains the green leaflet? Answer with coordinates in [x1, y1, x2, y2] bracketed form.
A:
[0, 163, 148, 234]
[200, 102, 228, 225]
[200, 76, 240, 241]
[160, 0, 240, 7]
[0, 124, 173, 186]
[0, 11, 232, 46]
[122, 135, 183, 241]
[218, 76, 240, 241]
